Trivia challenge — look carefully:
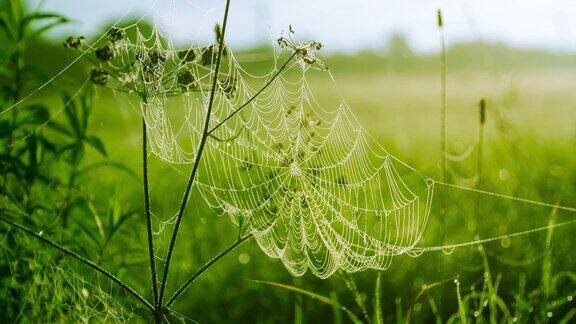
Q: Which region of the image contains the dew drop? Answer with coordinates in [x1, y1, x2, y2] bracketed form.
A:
[473, 311, 479, 317]
[441, 246, 455, 255]
[500, 236, 511, 248]
[413, 303, 422, 312]
[238, 253, 251, 265]
[499, 168, 510, 181]
[568, 295, 573, 302]
[547, 312, 553, 318]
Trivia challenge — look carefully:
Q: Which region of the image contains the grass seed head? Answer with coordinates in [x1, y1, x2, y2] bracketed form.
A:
[437, 9, 443, 27]
[90, 68, 110, 86]
[95, 44, 114, 61]
[479, 98, 486, 125]
[178, 48, 197, 62]
[107, 27, 125, 42]
[64, 36, 85, 49]
[177, 69, 196, 88]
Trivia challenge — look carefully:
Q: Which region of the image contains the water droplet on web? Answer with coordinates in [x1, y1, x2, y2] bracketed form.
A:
[500, 236, 511, 248]
[482, 299, 488, 307]
[568, 295, 573, 302]
[547, 312, 553, 318]
[473, 311, 480, 317]
[441, 246, 455, 255]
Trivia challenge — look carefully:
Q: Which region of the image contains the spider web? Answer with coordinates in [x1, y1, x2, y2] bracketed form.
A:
[97, 24, 433, 277]
[4, 1, 576, 280]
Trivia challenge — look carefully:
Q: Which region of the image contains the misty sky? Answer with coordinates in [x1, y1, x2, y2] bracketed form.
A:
[35, 0, 576, 53]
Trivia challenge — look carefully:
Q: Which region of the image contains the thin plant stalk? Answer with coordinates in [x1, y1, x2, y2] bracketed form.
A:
[437, 8, 447, 312]
[438, 9, 447, 183]
[476, 98, 486, 189]
[142, 111, 159, 307]
[0, 216, 154, 311]
[166, 233, 253, 307]
[473, 98, 486, 222]
[157, 0, 233, 306]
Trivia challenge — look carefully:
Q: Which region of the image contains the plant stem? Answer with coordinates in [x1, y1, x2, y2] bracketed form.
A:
[438, 9, 447, 183]
[473, 98, 486, 221]
[166, 233, 252, 307]
[207, 51, 298, 135]
[0, 216, 154, 311]
[142, 112, 159, 307]
[437, 9, 447, 313]
[157, 0, 232, 306]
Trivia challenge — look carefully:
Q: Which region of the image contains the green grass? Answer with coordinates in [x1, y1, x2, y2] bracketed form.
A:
[2, 16, 576, 321]
[54, 50, 574, 322]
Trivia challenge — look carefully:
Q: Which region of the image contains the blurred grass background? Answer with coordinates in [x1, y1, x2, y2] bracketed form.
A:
[3, 16, 576, 322]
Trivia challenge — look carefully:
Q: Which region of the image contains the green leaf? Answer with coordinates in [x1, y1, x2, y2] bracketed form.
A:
[77, 161, 138, 180]
[28, 20, 69, 40]
[86, 136, 107, 157]
[0, 119, 12, 139]
[67, 142, 85, 165]
[16, 104, 50, 126]
[21, 12, 68, 28]
[80, 91, 93, 132]
[62, 93, 81, 137]
[46, 120, 73, 137]
[78, 221, 102, 251]
[0, 12, 16, 40]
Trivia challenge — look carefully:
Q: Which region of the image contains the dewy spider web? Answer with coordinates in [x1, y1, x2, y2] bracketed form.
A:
[122, 23, 576, 278]
[91, 21, 435, 277]
[4, 0, 576, 279]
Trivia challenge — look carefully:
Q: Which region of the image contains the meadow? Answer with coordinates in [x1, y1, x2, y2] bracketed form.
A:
[1, 2, 576, 323]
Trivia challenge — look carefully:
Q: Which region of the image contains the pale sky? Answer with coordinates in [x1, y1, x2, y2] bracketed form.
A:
[35, 0, 576, 53]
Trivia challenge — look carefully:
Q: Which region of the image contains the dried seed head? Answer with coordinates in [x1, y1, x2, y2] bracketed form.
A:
[107, 27, 125, 42]
[64, 36, 85, 49]
[479, 98, 486, 125]
[303, 56, 316, 65]
[240, 158, 253, 171]
[177, 69, 196, 88]
[214, 23, 223, 43]
[277, 37, 289, 48]
[95, 44, 114, 61]
[178, 48, 196, 63]
[437, 9, 443, 27]
[90, 68, 110, 86]
[148, 50, 166, 65]
[201, 45, 214, 66]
